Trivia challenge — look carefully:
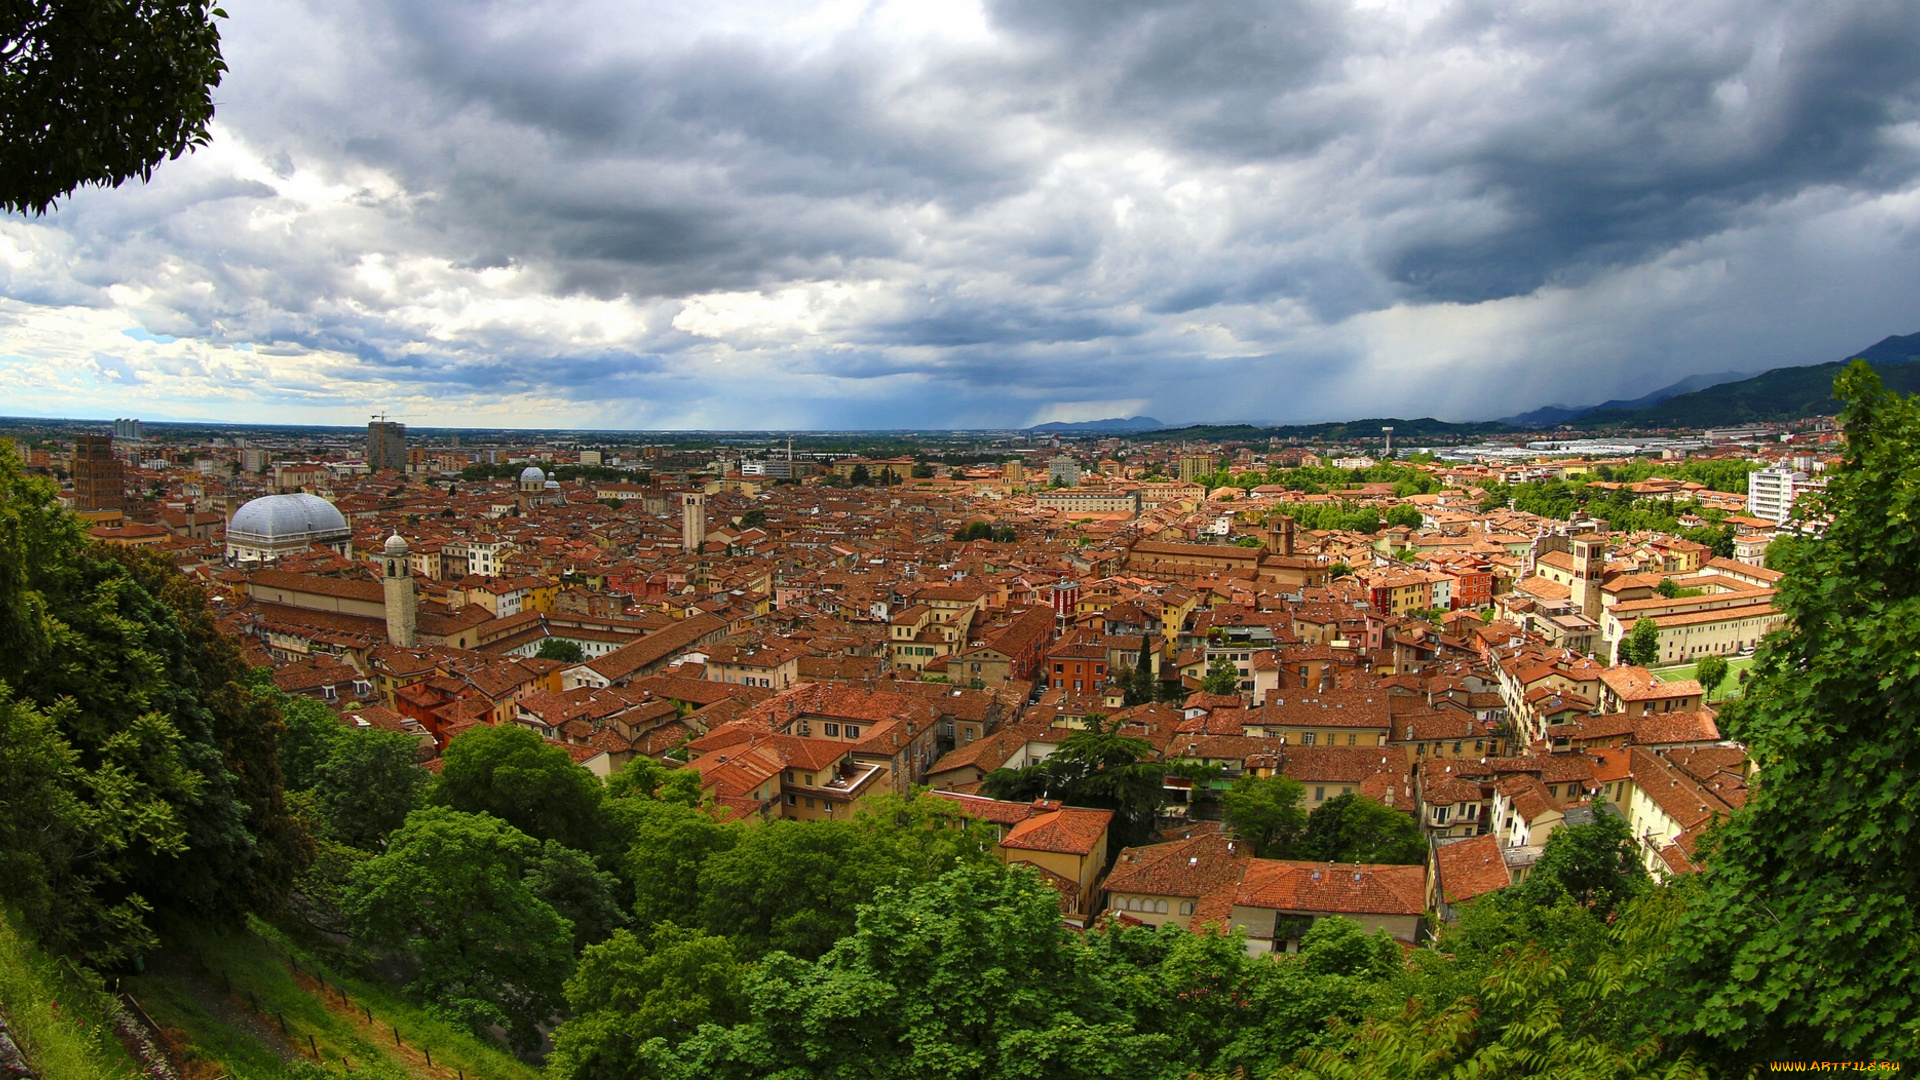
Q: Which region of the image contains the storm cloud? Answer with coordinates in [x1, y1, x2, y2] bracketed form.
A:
[3, 0, 1919, 428]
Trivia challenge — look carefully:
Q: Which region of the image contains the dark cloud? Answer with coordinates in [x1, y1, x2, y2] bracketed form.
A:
[4, 0, 1919, 426]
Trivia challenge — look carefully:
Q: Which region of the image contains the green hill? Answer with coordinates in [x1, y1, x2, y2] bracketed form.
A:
[1587, 331, 1920, 428]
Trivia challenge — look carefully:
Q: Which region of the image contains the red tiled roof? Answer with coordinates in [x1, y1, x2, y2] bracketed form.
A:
[1434, 834, 1512, 905]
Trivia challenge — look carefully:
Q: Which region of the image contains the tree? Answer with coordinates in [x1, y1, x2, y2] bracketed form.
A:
[0, 446, 305, 959]
[622, 800, 739, 931]
[695, 818, 913, 959]
[849, 790, 1002, 882]
[343, 807, 572, 1051]
[1293, 793, 1424, 865]
[848, 463, 872, 486]
[312, 727, 427, 850]
[546, 923, 749, 1080]
[1621, 616, 1662, 667]
[536, 637, 585, 663]
[276, 693, 346, 793]
[1199, 655, 1241, 696]
[1123, 633, 1156, 707]
[1693, 654, 1728, 700]
[1655, 577, 1680, 598]
[658, 866, 1174, 1080]
[1, 0, 228, 214]
[0, 685, 184, 964]
[1328, 562, 1354, 579]
[1220, 774, 1307, 858]
[526, 839, 628, 952]
[431, 724, 607, 855]
[1661, 361, 1920, 1064]
[1510, 803, 1647, 919]
[983, 715, 1166, 849]
[911, 462, 934, 479]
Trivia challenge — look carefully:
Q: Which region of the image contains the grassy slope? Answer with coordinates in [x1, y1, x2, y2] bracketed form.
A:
[124, 918, 539, 1080]
[0, 909, 144, 1080]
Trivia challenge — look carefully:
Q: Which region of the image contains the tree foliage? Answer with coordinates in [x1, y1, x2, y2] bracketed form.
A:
[343, 807, 572, 1051]
[546, 923, 748, 1080]
[1293, 793, 1425, 865]
[1199, 655, 1241, 695]
[0, 446, 304, 962]
[0, 0, 228, 214]
[1219, 774, 1307, 858]
[1692, 654, 1729, 699]
[1621, 616, 1662, 667]
[313, 727, 427, 850]
[536, 637, 585, 663]
[982, 715, 1165, 849]
[1660, 361, 1920, 1063]
[431, 723, 608, 855]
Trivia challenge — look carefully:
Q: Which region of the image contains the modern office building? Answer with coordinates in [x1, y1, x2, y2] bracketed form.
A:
[367, 420, 407, 473]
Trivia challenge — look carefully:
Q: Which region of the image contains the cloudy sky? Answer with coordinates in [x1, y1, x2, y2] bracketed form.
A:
[4, 0, 1920, 429]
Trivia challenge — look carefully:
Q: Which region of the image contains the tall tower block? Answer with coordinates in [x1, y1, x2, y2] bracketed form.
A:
[682, 492, 707, 552]
[382, 532, 418, 647]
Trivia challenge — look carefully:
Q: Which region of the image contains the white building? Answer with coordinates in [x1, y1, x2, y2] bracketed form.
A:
[1747, 465, 1807, 525]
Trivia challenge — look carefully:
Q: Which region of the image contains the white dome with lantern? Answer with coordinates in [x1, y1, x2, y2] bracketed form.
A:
[225, 493, 353, 564]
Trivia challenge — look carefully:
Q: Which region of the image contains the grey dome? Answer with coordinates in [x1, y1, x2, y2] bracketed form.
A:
[384, 532, 410, 556]
[229, 493, 349, 542]
[519, 466, 547, 483]
[544, 479, 561, 489]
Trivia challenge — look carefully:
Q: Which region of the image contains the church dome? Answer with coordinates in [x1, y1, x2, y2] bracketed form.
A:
[544, 479, 561, 489]
[228, 493, 350, 543]
[383, 532, 410, 556]
[518, 466, 547, 484]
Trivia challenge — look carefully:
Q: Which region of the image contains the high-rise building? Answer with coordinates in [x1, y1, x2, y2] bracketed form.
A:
[241, 447, 272, 474]
[1003, 460, 1025, 484]
[367, 420, 407, 473]
[1748, 465, 1807, 525]
[72, 435, 124, 511]
[682, 492, 707, 552]
[112, 418, 143, 441]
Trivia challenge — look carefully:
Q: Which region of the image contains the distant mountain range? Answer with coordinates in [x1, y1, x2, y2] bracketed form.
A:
[1578, 331, 1920, 428]
[1499, 371, 1752, 427]
[1029, 416, 1165, 433]
[1124, 330, 1920, 444]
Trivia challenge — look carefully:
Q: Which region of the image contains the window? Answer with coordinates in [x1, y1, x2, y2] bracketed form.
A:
[1434, 805, 1449, 823]
[823, 723, 840, 736]
[1179, 901, 1194, 915]
[845, 726, 860, 738]
[784, 793, 795, 805]
[804, 774, 815, 786]
[1302, 733, 1315, 746]
[805, 797, 816, 809]
[1154, 899, 1168, 914]
[1314, 786, 1325, 801]
[1055, 663, 1064, 673]
[1417, 742, 1426, 755]
[1452, 741, 1462, 754]
[1347, 733, 1357, 746]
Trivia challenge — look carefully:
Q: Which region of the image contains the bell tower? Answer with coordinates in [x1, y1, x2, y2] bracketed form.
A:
[682, 492, 707, 553]
[382, 532, 418, 647]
